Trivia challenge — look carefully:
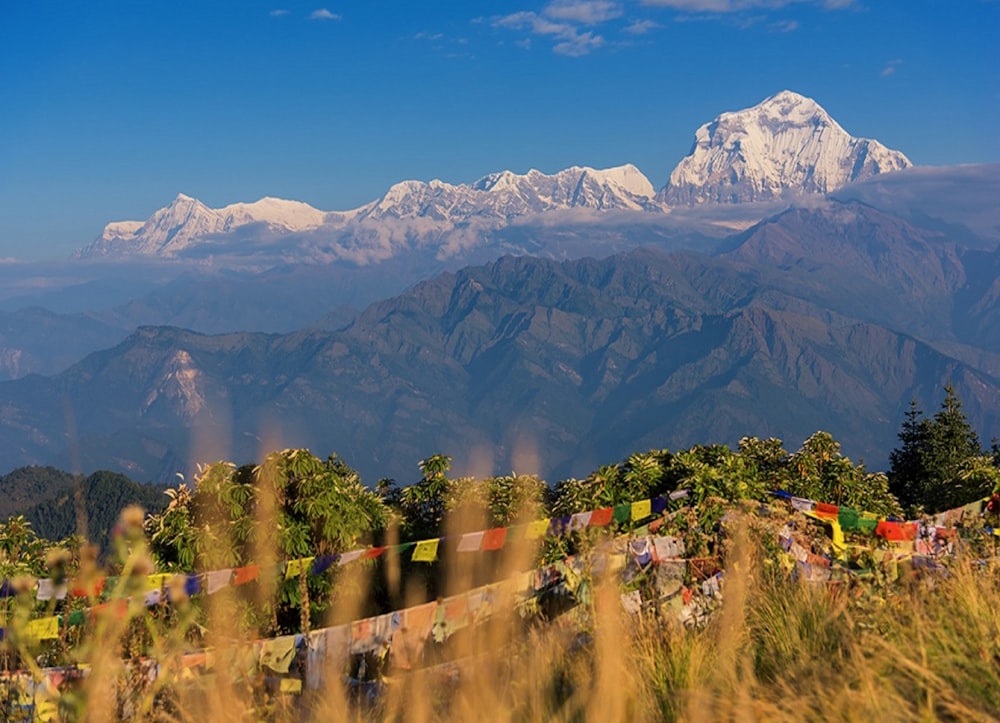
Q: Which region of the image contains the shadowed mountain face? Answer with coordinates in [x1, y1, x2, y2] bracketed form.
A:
[1, 199, 999, 485]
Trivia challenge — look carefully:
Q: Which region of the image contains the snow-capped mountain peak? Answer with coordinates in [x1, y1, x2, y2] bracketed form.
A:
[77, 194, 328, 258]
[661, 90, 912, 205]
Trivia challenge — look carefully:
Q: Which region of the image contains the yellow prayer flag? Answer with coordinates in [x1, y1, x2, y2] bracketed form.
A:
[279, 678, 303, 694]
[144, 573, 171, 592]
[631, 499, 652, 521]
[411, 539, 439, 563]
[525, 519, 550, 540]
[284, 557, 315, 580]
[25, 616, 60, 641]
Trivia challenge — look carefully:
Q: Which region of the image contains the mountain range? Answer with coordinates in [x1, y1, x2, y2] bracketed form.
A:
[75, 91, 909, 266]
[0, 91, 996, 486]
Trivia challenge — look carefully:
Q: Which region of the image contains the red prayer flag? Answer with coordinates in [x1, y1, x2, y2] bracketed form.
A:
[589, 507, 614, 527]
[481, 528, 508, 551]
[232, 565, 261, 586]
[92, 599, 128, 621]
[876, 520, 916, 541]
[70, 577, 105, 598]
[814, 502, 839, 519]
[361, 546, 387, 560]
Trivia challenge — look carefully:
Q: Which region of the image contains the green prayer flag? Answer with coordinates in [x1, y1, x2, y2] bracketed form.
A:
[612, 504, 631, 525]
[838, 507, 861, 531]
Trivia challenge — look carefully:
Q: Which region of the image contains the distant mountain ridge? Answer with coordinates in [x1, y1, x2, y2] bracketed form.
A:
[75, 91, 910, 263]
[76, 164, 661, 261]
[7, 200, 1000, 484]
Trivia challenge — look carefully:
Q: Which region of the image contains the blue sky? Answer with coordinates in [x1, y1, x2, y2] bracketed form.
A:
[1, 0, 997, 258]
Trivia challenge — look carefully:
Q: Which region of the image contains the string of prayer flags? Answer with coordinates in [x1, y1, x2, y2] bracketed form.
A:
[411, 539, 439, 563]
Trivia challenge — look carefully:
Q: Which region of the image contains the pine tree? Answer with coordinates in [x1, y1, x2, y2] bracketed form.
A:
[922, 384, 983, 511]
[888, 399, 929, 509]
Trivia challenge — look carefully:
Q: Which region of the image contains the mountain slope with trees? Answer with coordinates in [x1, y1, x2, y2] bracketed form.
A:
[0, 198, 999, 482]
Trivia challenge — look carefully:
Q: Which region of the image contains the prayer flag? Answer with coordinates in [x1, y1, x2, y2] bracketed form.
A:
[631, 499, 652, 522]
[36, 579, 67, 601]
[612, 504, 631, 524]
[25, 616, 60, 641]
[361, 547, 387, 560]
[791, 496, 815, 513]
[337, 550, 364, 566]
[144, 574, 172, 592]
[70, 577, 105, 598]
[589, 507, 613, 527]
[311, 555, 338, 575]
[837, 507, 861, 531]
[232, 565, 261, 586]
[651, 497, 668, 514]
[525, 519, 550, 539]
[205, 569, 233, 595]
[457, 531, 485, 552]
[815, 502, 839, 519]
[569, 511, 592, 530]
[284, 558, 315, 580]
[412, 539, 439, 563]
[482, 527, 508, 550]
[259, 635, 298, 674]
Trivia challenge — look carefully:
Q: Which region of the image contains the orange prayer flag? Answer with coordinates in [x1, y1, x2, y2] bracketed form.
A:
[233, 565, 261, 586]
[589, 507, 614, 527]
[481, 527, 508, 551]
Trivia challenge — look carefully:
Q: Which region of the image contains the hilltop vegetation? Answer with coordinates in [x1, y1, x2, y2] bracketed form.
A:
[0, 389, 997, 720]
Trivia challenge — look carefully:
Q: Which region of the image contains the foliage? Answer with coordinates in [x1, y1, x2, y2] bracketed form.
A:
[22, 471, 166, 555]
[889, 386, 988, 513]
[786, 432, 901, 517]
[146, 449, 389, 632]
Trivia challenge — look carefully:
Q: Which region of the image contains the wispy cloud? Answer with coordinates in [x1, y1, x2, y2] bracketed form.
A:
[493, 1, 625, 56]
[771, 18, 799, 31]
[415, 31, 444, 41]
[269, 9, 289, 17]
[309, 8, 341, 21]
[545, 0, 623, 24]
[624, 18, 659, 33]
[640, 0, 853, 10]
[881, 58, 902, 77]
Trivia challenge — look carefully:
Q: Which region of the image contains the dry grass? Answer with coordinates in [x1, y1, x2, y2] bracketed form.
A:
[4, 507, 1000, 721]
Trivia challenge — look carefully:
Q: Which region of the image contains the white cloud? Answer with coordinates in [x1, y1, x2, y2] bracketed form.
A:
[493, 5, 616, 56]
[309, 8, 341, 20]
[544, 0, 623, 24]
[624, 19, 659, 33]
[553, 31, 605, 55]
[415, 31, 444, 40]
[640, 0, 854, 10]
[269, 9, 289, 17]
[771, 19, 799, 31]
[881, 58, 902, 77]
